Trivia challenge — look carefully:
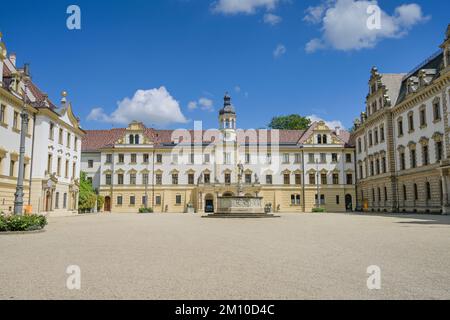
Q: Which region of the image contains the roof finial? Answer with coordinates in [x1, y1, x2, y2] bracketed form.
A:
[224, 92, 231, 107]
[61, 90, 67, 105]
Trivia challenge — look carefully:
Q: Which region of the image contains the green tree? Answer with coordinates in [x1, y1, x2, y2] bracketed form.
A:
[268, 114, 311, 130]
[79, 171, 96, 212]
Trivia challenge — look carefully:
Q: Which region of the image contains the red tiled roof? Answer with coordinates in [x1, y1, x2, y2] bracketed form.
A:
[82, 128, 127, 152]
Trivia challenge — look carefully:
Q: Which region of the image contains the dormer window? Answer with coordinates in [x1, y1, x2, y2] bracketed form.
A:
[129, 135, 134, 144]
[135, 134, 139, 144]
[322, 135, 327, 144]
[317, 135, 322, 144]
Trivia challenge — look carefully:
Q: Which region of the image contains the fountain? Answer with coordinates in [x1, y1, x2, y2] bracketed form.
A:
[203, 163, 279, 218]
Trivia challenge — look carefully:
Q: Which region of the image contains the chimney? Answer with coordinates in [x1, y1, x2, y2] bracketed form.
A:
[9, 53, 16, 67]
[335, 126, 341, 136]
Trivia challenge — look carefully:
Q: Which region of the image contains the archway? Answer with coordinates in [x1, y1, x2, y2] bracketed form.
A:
[345, 194, 353, 211]
[204, 194, 214, 213]
[104, 196, 111, 212]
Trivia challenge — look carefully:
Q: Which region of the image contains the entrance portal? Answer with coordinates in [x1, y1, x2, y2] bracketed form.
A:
[205, 194, 214, 213]
[104, 196, 111, 212]
[345, 194, 353, 211]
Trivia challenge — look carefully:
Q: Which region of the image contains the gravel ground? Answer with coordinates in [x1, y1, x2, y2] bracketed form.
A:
[1, 212, 450, 300]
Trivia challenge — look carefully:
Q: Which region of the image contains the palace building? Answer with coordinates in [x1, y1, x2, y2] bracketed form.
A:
[82, 94, 356, 214]
[351, 25, 450, 214]
[0, 33, 84, 215]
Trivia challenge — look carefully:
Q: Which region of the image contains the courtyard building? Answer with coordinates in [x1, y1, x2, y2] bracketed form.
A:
[351, 24, 450, 214]
[0, 33, 84, 215]
[82, 94, 355, 214]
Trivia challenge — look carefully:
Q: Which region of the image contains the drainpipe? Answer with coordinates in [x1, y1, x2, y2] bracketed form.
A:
[301, 149, 305, 212]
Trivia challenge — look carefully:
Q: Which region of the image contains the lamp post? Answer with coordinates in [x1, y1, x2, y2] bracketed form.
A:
[13, 80, 29, 215]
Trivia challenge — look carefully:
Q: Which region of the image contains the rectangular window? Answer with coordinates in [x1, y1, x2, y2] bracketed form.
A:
[321, 174, 327, 185]
[118, 154, 124, 163]
[57, 158, 61, 176]
[400, 152, 406, 170]
[204, 173, 210, 184]
[59, 128, 63, 144]
[172, 154, 179, 165]
[358, 139, 362, 153]
[420, 109, 427, 127]
[283, 173, 290, 185]
[266, 175, 272, 185]
[88, 160, 94, 168]
[130, 173, 136, 185]
[436, 141, 443, 162]
[105, 174, 112, 185]
[332, 173, 339, 185]
[369, 132, 373, 146]
[9, 160, 15, 177]
[189, 153, 195, 164]
[320, 153, 326, 163]
[118, 174, 124, 185]
[105, 154, 112, 164]
[381, 157, 386, 173]
[204, 154, 210, 164]
[336, 195, 340, 205]
[130, 154, 137, 164]
[49, 123, 54, 140]
[156, 174, 162, 185]
[295, 174, 301, 185]
[143, 173, 149, 185]
[245, 153, 251, 164]
[130, 196, 135, 206]
[117, 196, 123, 205]
[346, 174, 353, 185]
[143, 154, 149, 163]
[188, 173, 195, 185]
[0, 104, 5, 124]
[282, 153, 290, 164]
[155, 195, 161, 206]
[63, 193, 67, 209]
[74, 137, 78, 151]
[172, 174, 178, 185]
[331, 153, 338, 163]
[345, 154, 352, 163]
[65, 160, 69, 178]
[142, 196, 147, 206]
[308, 153, 315, 163]
[408, 113, 414, 132]
[422, 145, 429, 166]
[291, 194, 301, 206]
[245, 174, 252, 184]
[433, 102, 441, 121]
[225, 173, 231, 184]
[380, 126, 385, 142]
[309, 173, 315, 185]
[294, 153, 301, 163]
[13, 111, 19, 130]
[410, 149, 417, 168]
[176, 194, 182, 205]
[47, 154, 52, 174]
[398, 119, 403, 136]
[67, 133, 71, 148]
[156, 154, 163, 163]
[374, 129, 378, 144]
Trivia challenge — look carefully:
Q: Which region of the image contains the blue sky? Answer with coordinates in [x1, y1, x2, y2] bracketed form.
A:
[0, 0, 448, 130]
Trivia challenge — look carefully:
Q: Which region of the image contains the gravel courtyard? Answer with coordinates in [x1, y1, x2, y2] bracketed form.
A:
[1, 212, 450, 300]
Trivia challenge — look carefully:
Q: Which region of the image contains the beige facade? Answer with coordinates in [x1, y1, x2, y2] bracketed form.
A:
[82, 98, 356, 214]
[352, 25, 450, 214]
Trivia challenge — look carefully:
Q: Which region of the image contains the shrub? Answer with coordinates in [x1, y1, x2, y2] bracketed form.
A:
[0, 214, 47, 232]
[312, 207, 326, 213]
[138, 207, 153, 214]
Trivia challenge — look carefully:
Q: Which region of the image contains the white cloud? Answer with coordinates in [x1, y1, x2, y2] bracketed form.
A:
[188, 97, 214, 112]
[304, 0, 430, 53]
[263, 13, 282, 25]
[273, 44, 286, 58]
[307, 114, 345, 129]
[87, 87, 188, 126]
[213, 0, 280, 15]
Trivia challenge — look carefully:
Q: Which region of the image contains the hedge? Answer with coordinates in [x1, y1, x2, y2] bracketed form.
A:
[0, 214, 47, 232]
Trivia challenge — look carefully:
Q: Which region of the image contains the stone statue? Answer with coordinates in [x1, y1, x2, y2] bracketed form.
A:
[254, 173, 259, 184]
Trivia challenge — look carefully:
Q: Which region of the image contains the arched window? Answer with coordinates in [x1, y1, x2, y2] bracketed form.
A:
[129, 134, 134, 144]
[323, 135, 327, 144]
[317, 135, 322, 144]
[135, 134, 140, 145]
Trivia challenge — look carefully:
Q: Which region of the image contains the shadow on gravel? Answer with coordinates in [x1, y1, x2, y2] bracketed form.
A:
[337, 212, 450, 226]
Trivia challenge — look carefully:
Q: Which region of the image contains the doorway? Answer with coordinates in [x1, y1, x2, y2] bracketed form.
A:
[205, 194, 214, 213]
[345, 194, 353, 211]
[104, 196, 111, 212]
